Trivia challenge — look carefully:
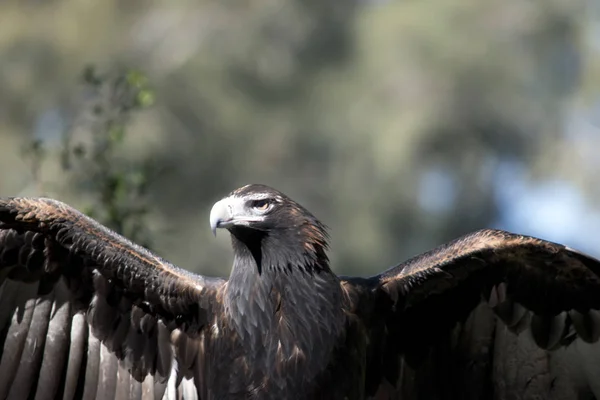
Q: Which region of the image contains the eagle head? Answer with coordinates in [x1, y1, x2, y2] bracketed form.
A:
[210, 184, 329, 272]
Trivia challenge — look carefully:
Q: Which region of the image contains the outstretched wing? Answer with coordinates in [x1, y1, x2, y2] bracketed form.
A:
[0, 197, 226, 400]
[346, 228, 600, 400]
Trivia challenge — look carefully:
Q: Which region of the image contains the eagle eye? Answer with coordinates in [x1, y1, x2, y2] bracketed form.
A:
[250, 199, 271, 212]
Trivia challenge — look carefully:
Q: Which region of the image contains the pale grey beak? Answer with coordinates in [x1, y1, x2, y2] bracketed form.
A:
[210, 198, 232, 237]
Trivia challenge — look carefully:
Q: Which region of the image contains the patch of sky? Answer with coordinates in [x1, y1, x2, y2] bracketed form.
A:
[418, 167, 457, 214]
[493, 160, 600, 257]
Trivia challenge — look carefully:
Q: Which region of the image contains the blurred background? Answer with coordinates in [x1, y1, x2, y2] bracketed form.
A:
[1, 0, 599, 277]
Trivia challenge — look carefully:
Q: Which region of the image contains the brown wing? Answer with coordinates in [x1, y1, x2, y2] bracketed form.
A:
[343, 228, 600, 400]
[0, 197, 226, 400]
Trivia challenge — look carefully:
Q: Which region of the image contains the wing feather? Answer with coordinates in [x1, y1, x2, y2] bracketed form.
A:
[81, 331, 100, 400]
[115, 361, 132, 400]
[97, 342, 119, 400]
[0, 282, 38, 398]
[344, 228, 600, 399]
[0, 197, 226, 399]
[129, 368, 143, 399]
[62, 312, 87, 400]
[376, 229, 600, 322]
[0, 279, 20, 337]
[9, 293, 54, 399]
[35, 287, 72, 400]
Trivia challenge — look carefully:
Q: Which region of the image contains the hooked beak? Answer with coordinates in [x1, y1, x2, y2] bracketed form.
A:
[210, 198, 231, 237]
[209, 197, 263, 236]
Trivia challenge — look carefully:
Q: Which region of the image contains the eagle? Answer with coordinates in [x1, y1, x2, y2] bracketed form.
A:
[1, 184, 600, 400]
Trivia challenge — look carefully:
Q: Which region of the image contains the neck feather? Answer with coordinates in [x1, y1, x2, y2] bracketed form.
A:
[224, 228, 344, 379]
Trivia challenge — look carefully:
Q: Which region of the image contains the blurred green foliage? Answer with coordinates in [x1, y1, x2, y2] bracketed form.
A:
[0, 0, 599, 277]
[24, 67, 157, 248]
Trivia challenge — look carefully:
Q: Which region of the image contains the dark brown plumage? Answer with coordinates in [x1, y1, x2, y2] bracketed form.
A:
[1, 184, 600, 399]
